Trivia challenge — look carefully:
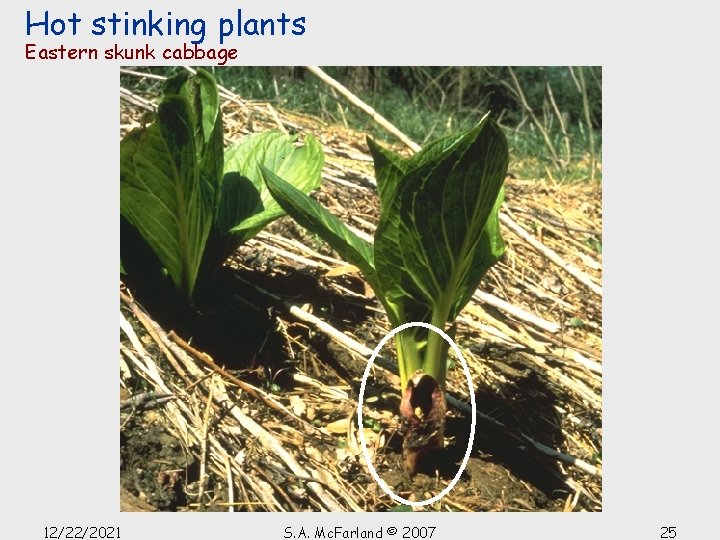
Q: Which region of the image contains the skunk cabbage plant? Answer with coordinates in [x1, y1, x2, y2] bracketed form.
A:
[120, 70, 323, 303]
[262, 116, 508, 472]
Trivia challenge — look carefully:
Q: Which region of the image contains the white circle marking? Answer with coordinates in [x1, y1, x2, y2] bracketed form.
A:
[357, 321, 476, 507]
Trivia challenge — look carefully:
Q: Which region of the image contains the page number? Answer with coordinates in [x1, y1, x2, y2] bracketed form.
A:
[660, 527, 676, 538]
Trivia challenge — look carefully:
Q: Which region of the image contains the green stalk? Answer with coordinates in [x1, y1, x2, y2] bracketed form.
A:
[396, 331, 423, 390]
[425, 304, 452, 388]
[393, 298, 453, 390]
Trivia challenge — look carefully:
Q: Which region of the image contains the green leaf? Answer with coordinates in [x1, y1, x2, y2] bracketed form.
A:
[121, 70, 325, 305]
[366, 136, 408, 212]
[568, 316, 585, 328]
[448, 186, 506, 319]
[224, 132, 324, 240]
[406, 129, 466, 169]
[379, 116, 508, 322]
[164, 69, 221, 149]
[262, 167, 378, 288]
[198, 132, 325, 281]
[373, 167, 430, 324]
[214, 172, 263, 238]
[120, 75, 223, 301]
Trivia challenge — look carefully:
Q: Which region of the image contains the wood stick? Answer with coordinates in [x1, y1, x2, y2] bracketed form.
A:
[160, 329, 284, 510]
[119, 87, 155, 113]
[124, 297, 340, 510]
[473, 289, 560, 334]
[224, 453, 234, 512]
[257, 231, 347, 266]
[533, 215, 602, 262]
[248, 238, 328, 269]
[305, 66, 421, 152]
[500, 212, 603, 296]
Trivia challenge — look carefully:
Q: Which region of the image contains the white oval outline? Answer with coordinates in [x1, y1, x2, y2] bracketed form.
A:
[357, 321, 476, 507]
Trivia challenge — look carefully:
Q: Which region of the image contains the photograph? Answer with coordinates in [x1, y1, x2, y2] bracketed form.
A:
[119, 66, 602, 512]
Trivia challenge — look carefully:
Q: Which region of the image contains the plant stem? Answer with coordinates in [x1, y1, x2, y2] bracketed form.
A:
[394, 302, 453, 391]
[425, 316, 449, 388]
[396, 330, 423, 389]
[421, 293, 455, 388]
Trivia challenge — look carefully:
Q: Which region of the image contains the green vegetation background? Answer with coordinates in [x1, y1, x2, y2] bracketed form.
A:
[122, 67, 601, 183]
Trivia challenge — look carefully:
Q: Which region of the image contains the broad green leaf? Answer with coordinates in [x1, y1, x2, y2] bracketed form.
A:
[373, 167, 430, 325]
[197, 172, 263, 282]
[163, 69, 221, 164]
[262, 167, 378, 289]
[369, 140, 419, 317]
[214, 173, 263, 237]
[372, 129, 471, 319]
[120, 75, 223, 301]
[448, 186, 506, 319]
[120, 214, 165, 286]
[371, 129, 475, 321]
[366, 137, 408, 212]
[374, 116, 508, 325]
[121, 70, 325, 305]
[162, 70, 189, 95]
[198, 132, 324, 280]
[407, 130, 466, 169]
[222, 133, 324, 239]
